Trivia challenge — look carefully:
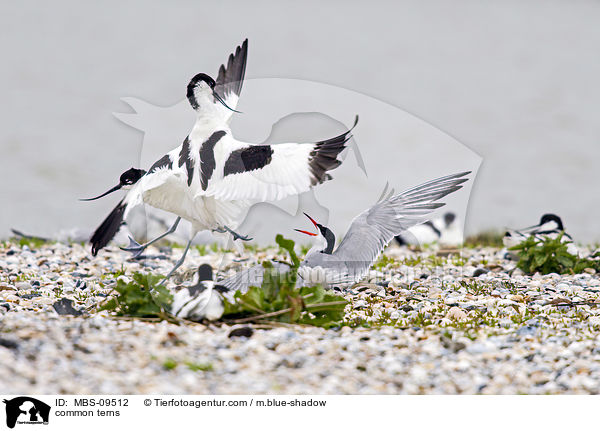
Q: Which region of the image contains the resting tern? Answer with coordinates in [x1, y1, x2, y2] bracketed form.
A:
[219, 171, 471, 292]
[83, 39, 357, 281]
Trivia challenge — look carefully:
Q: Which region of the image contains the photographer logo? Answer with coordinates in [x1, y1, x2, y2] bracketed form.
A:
[3, 397, 50, 429]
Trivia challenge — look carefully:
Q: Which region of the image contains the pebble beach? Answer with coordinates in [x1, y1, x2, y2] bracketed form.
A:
[1, 240, 599, 394]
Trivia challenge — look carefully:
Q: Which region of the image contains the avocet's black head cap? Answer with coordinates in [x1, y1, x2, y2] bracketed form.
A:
[79, 167, 146, 201]
[539, 213, 563, 230]
[119, 167, 146, 186]
[444, 212, 456, 227]
[187, 73, 215, 110]
[187, 72, 240, 113]
[197, 264, 213, 282]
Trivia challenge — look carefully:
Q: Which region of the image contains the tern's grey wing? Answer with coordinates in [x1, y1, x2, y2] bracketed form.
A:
[217, 264, 265, 294]
[214, 38, 248, 112]
[216, 261, 293, 300]
[326, 171, 470, 283]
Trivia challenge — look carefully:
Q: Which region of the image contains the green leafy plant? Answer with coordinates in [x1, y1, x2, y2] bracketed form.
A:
[222, 235, 348, 327]
[99, 273, 173, 317]
[511, 234, 600, 275]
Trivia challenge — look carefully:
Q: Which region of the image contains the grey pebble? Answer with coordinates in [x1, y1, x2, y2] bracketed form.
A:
[228, 327, 254, 338]
[52, 298, 82, 316]
[472, 268, 489, 277]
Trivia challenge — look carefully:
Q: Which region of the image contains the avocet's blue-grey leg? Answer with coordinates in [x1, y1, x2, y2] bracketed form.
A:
[121, 217, 182, 258]
[158, 236, 193, 285]
[223, 225, 253, 241]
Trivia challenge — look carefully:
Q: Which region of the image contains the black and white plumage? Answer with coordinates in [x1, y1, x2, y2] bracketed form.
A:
[170, 264, 228, 321]
[219, 171, 471, 292]
[83, 39, 356, 281]
[81, 167, 147, 255]
[395, 211, 463, 247]
[503, 213, 577, 255]
[190, 114, 357, 202]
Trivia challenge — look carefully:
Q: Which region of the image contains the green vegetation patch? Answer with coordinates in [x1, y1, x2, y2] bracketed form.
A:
[223, 235, 348, 328]
[511, 234, 600, 275]
[98, 235, 347, 328]
[99, 273, 172, 318]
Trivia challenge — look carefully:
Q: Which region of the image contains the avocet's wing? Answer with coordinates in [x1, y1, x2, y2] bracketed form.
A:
[89, 199, 127, 256]
[204, 116, 358, 201]
[307, 172, 471, 284]
[214, 38, 248, 116]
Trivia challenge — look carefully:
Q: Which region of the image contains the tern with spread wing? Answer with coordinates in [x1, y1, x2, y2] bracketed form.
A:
[219, 171, 471, 293]
[82, 39, 357, 282]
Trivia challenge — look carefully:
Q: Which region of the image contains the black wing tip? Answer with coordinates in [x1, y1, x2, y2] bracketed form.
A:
[436, 171, 472, 182]
[316, 115, 360, 147]
[89, 200, 126, 256]
[216, 38, 249, 102]
[233, 39, 248, 63]
[439, 172, 471, 189]
[308, 115, 359, 185]
[234, 39, 248, 56]
[233, 39, 248, 55]
[428, 171, 472, 189]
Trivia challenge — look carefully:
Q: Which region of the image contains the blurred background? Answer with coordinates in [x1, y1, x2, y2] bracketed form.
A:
[1, 0, 599, 244]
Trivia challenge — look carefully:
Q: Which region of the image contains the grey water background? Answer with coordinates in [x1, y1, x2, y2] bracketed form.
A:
[1, 1, 599, 244]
